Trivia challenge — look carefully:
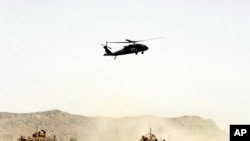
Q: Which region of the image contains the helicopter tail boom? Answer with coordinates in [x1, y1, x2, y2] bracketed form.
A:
[103, 46, 113, 55]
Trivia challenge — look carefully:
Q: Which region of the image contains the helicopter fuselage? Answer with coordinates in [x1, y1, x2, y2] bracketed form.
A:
[104, 43, 148, 56]
[101, 37, 160, 59]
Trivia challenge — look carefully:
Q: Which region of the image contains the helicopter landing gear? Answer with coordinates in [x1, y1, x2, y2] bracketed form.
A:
[135, 52, 138, 55]
[142, 51, 144, 54]
[114, 56, 117, 60]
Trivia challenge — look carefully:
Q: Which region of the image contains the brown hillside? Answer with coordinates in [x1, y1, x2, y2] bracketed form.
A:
[0, 109, 228, 141]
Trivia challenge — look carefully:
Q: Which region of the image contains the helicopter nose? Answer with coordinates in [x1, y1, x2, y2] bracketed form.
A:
[145, 46, 149, 50]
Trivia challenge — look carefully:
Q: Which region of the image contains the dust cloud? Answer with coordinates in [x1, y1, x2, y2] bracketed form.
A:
[75, 116, 228, 141]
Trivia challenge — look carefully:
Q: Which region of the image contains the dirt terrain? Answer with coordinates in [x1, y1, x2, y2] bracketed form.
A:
[0, 109, 228, 141]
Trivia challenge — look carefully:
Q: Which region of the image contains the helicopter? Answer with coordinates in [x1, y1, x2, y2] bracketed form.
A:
[101, 37, 161, 59]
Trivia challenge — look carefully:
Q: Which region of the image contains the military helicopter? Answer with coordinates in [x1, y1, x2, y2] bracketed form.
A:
[101, 37, 161, 59]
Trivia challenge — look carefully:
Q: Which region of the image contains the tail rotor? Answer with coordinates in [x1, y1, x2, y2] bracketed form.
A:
[101, 41, 112, 49]
[101, 41, 112, 54]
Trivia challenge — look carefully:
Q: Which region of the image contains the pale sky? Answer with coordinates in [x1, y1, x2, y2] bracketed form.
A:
[1, 0, 250, 131]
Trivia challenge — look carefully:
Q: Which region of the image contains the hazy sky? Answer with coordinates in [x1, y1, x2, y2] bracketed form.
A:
[1, 0, 250, 131]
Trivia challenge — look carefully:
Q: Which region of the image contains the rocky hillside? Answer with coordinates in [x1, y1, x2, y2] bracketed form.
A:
[0, 109, 228, 141]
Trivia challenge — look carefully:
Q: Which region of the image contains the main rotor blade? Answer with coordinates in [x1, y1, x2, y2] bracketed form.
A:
[107, 37, 162, 44]
[108, 41, 129, 43]
[125, 39, 133, 42]
[129, 37, 162, 43]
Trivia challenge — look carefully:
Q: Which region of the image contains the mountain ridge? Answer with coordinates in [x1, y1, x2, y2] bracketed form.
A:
[0, 109, 228, 141]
